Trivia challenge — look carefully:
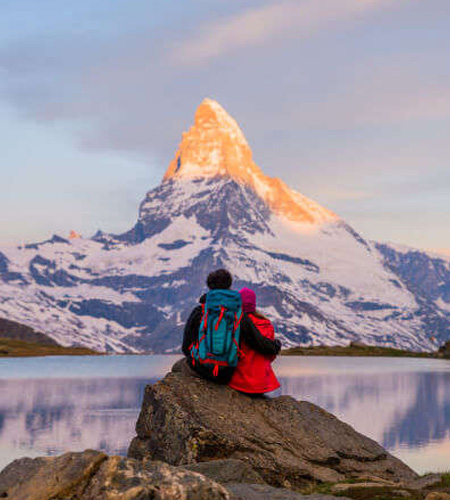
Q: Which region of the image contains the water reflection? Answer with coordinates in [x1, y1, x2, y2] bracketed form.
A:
[1, 356, 450, 473]
[276, 366, 450, 453]
[0, 378, 151, 469]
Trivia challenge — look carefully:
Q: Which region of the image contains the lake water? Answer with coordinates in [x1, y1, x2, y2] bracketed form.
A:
[1, 355, 450, 474]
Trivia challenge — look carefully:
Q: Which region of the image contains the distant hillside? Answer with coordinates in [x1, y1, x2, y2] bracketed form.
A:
[0, 338, 100, 357]
[0, 317, 59, 346]
[0, 317, 99, 357]
[281, 343, 435, 358]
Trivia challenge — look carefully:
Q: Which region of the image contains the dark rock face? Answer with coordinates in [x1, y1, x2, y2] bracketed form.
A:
[0, 450, 229, 500]
[136, 178, 273, 242]
[128, 361, 417, 490]
[376, 244, 450, 303]
[376, 243, 450, 344]
[182, 458, 266, 485]
[0, 252, 8, 273]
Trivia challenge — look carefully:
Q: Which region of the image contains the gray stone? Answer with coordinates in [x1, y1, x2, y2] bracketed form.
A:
[182, 458, 265, 485]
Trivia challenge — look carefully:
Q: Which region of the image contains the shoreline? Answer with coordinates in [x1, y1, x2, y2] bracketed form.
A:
[280, 344, 442, 358]
[0, 337, 100, 357]
[1, 340, 448, 360]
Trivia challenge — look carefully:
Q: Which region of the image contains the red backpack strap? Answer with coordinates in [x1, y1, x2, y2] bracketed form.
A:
[215, 306, 226, 331]
[233, 311, 243, 331]
[201, 309, 208, 331]
[231, 312, 245, 358]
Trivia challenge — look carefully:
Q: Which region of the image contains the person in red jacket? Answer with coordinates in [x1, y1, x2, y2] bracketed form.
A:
[228, 287, 281, 395]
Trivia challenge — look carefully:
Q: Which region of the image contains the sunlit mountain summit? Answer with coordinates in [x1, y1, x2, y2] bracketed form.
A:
[0, 99, 449, 352]
[164, 98, 336, 224]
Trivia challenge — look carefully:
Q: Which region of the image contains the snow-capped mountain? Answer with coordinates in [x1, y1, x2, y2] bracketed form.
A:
[1, 99, 449, 353]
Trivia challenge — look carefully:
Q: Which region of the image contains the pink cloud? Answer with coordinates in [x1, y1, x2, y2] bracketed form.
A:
[171, 0, 404, 65]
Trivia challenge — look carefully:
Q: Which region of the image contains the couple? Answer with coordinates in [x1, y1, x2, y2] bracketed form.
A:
[182, 269, 281, 395]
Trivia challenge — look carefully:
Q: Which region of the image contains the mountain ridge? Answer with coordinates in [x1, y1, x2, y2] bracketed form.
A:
[0, 99, 449, 352]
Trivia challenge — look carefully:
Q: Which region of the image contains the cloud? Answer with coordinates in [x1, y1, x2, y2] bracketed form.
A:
[171, 0, 400, 65]
[297, 65, 450, 127]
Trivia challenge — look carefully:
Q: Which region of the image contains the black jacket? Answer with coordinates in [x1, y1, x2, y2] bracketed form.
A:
[182, 295, 281, 383]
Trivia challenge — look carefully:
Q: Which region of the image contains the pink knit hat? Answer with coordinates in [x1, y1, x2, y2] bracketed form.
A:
[239, 287, 256, 313]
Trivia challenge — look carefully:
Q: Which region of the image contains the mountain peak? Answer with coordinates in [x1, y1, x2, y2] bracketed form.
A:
[163, 99, 337, 225]
[163, 98, 254, 182]
[194, 98, 249, 147]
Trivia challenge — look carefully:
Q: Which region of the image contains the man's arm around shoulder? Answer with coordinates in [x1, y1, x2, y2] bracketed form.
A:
[240, 314, 281, 356]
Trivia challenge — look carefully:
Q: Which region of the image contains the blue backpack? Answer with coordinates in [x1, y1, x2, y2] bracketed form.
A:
[190, 289, 243, 377]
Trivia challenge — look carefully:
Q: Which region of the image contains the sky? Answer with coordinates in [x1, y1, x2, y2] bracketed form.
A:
[1, 0, 449, 255]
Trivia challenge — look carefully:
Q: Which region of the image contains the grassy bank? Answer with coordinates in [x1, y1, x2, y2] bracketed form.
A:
[0, 337, 100, 357]
[281, 344, 437, 358]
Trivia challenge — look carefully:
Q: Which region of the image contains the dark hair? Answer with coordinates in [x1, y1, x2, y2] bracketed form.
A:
[206, 269, 233, 290]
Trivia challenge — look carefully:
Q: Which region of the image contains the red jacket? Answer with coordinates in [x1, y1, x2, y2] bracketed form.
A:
[228, 313, 280, 394]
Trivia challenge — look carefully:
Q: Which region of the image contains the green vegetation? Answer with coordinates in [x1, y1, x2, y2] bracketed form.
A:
[0, 337, 100, 357]
[281, 343, 436, 358]
[433, 472, 450, 488]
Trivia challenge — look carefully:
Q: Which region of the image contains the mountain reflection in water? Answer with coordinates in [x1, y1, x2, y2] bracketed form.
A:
[1, 356, 450, 473]
[0, 378, 151, 467]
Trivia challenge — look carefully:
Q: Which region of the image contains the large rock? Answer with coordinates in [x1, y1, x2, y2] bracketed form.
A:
[0, 450, 229, 500]
[128, 360, 418, 490]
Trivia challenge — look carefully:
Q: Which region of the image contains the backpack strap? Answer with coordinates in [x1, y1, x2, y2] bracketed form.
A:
[197, 303, 209, 347]
[195, 358, 229, 376]
[234, 311, 243, 331]
[201, 305, 208, 332]
[215, 306, 226, 331]
[232, 311, 245, 358]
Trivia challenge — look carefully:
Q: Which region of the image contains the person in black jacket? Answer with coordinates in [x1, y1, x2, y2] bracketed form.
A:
[182, 269, 281, 384]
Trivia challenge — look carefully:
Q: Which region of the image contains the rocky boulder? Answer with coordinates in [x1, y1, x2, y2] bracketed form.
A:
[128, 360, 417, 491]
[0, 450, 230, 500]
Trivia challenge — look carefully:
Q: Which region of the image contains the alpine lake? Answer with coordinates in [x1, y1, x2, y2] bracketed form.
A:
[1, 355, 450, 474]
